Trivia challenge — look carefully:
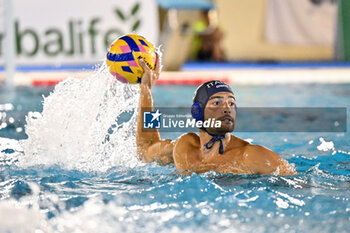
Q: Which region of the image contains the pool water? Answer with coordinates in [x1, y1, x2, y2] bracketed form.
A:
[0, 74, 349, 232]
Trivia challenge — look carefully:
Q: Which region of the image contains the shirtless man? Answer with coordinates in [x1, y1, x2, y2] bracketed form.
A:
[136, 57, 297, 175]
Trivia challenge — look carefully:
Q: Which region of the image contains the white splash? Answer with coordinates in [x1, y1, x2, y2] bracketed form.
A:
[0, 183, 45, 233]
[0, 137, 24, 166]
[275, 198, 289, 209]
[20, 63, 142, 172]
[316, 137, 335, 152]
[276, 191, 305, 206]
[244, 138, 254, 144]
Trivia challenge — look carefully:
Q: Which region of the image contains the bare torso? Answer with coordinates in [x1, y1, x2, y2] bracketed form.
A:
[173, 132, 296, 175]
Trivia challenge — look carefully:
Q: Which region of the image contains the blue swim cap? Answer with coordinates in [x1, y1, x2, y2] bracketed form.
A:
[191, 80, 234, 121]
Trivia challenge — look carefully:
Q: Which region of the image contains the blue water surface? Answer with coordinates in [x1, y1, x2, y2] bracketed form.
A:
[0, 83, 349, 232]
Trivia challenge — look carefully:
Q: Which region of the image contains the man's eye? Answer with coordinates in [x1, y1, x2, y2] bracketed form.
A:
[213, 101, 219, 105]
[229, 102, 235, 107]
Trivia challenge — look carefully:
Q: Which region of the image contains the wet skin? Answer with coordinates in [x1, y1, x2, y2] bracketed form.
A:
[135, 57, 298, 175]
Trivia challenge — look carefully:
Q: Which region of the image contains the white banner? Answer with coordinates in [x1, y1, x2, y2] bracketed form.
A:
[0, 0, 159, 67]
[265, 0, 337, 46]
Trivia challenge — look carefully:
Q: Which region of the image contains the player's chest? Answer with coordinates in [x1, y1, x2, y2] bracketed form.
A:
[199, 147, 245, 165]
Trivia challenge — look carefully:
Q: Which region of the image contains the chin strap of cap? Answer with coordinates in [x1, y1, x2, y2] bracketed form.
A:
[203, 130, 225, 154]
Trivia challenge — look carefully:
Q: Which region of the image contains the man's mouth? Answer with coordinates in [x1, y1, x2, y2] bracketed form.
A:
[218, 115, 234, 124]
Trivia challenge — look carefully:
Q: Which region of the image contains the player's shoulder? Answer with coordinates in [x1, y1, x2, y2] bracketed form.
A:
[229, 135, 251, 149]
[173, 133, 201, 170]
[244, 144, 272, 152]
[243, 143, 279, 161]
[175, 132, 200, 148]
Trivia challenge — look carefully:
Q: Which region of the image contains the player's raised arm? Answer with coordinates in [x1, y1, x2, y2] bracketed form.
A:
[136, 56, 174, 164]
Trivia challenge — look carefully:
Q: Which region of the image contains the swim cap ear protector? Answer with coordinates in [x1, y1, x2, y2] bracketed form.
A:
[191, 102, 202, 122]
[191, 80, 234, 122]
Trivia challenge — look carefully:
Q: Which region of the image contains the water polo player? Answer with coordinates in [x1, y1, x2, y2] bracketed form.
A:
[136, 57, 297, 175]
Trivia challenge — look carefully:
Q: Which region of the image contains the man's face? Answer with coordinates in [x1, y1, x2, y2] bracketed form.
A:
[203, 92, 236, 135]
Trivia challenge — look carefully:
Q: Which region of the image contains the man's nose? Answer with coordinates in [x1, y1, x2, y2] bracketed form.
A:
[223, 109, 231, 114]
[223, 102, 231, 114]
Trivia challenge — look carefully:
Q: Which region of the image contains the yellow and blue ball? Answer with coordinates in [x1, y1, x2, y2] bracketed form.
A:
[106, 34, 157, 84]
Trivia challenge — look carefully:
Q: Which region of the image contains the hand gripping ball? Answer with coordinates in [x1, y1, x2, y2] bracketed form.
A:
[106, 34, 157, 84]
